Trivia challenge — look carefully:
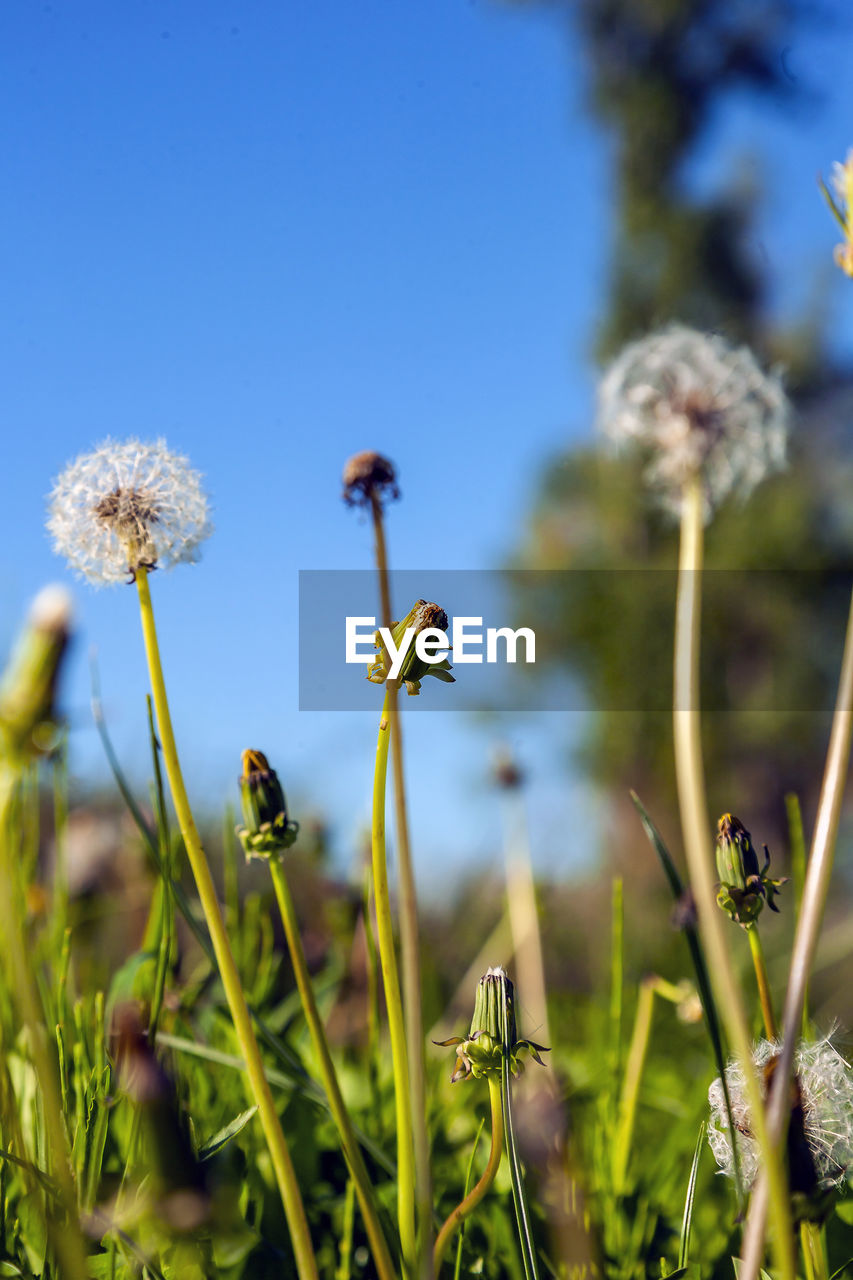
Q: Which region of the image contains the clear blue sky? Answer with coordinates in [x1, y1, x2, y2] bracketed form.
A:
[2, 1, 852, 889]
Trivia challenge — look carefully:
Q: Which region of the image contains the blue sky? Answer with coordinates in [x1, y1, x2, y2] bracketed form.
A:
[2, 1, 853, 889]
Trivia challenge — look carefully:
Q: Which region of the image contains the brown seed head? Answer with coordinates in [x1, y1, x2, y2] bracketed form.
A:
[342, 451, 399, 508]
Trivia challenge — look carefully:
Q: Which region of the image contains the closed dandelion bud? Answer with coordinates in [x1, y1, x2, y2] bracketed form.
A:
[236, 749, 299, 861]
[715, 813, 786, 926]
[367, 598, 455, 696]
[0, 585, 72, 761]
[435, 966, 548, 1084]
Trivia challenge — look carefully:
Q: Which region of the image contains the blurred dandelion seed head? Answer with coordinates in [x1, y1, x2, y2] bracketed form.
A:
[708, 1037, 853, 1189]
[597, 324, 790, 521]
[47, 438, 212, 585]
[342, 450, 399, 509]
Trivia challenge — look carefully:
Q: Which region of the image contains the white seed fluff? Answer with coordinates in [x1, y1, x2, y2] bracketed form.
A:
[708, 1037, 853, 1190]
[597, 324, 790, 521]
[47, 439, 212, 586]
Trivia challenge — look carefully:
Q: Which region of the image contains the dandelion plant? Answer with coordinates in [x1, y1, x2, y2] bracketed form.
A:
[47, 438, 319, 1280]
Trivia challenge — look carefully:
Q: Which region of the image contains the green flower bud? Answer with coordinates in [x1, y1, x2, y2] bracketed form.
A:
[435, 966, 548, 1083]
[715, 812, 786, 926]
[367, 599, 455, 696]
[0, 586, 71, 762]
[236, 749, 299, 861]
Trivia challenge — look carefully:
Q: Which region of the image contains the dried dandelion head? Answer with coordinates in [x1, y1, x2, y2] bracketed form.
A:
[47, 438, 212, 585]
[708, 1037, 853, 1194]
[342, 451, 399, 509]
[597, 325, 790, 521]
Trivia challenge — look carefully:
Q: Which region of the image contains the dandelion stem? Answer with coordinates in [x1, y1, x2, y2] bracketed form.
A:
[134, 568, 318, 1280]
[373, 685, 417, 1275]
[746, 925, 778, 1040]
[267, 854, 398, 1280]
[672, 475, 794, 1280]
[371, 491, 432, 1275]
[0, 764, 89, 1280]
[433, 1076, 504, 1273]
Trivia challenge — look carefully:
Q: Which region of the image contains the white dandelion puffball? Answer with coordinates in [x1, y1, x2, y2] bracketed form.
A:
[47, 438, 212, 586]
[597, 324, 790, 520]
[708, 1037, 853, 1190]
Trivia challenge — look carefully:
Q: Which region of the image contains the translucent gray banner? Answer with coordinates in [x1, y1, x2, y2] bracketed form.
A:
[297, 569, 853, 712]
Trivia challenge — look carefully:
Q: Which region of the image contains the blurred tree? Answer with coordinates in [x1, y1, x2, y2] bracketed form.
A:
[505, 0, 853, 872]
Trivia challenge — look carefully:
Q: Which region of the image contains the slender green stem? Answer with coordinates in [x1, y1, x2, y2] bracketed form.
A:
[134, 568, 319, 1280]
[746, 925, 778, 1040]
[611, 976, 655, 1194]
[0, 765, 89, 1280]
[372, 686, 416, 1274]
[434, 1077, 504, 1273]
[370, 494, 432, 1276]
[741, 587, 853, 1280]
[672, 476, 794, 1280]
[799, 1221, 827, 1280]
[267, 856, 397, 1280]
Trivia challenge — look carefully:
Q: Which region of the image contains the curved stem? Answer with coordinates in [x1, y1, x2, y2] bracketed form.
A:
[370, 494, 433, 1275]
[672, 477, 794, 1280]
[268, 856, 398, 1280]
[433, 1077, 503, 1273]
[373, 686, 416, 1274]
[134, 569, 318, 1280]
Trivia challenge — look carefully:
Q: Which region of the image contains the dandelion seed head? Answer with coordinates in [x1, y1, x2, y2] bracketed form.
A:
[47, 438, 212, 586]
[708, 1036, 853, 1190]
[597, 325, 790, 521]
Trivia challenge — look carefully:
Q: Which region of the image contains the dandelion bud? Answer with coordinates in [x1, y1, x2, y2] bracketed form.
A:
[715, 813, 786, 926]
[236, 748, 299, 861]
[342, 450, 399, 509]
[367, 598, 455, 696]
[0, 585, 72, 760]
[434, 966, 548, 1084]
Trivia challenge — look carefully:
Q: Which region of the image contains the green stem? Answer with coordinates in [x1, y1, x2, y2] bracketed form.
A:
[0, 765, 89, 1280]
[134, 569, 318, 1280]
[434, 1077, 504, 1273]
[611, 976, 655, 1195]
[746, 925, 778, 1041]
[371, 494, 432, 1275]
[672, 476, 794, 1280]
[267, 856, 397, 1280]
[372, 686, 417, 1274]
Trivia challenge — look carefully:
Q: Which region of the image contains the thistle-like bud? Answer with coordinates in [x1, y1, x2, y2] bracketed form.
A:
[0, 585, 72, 761]
[342, 451, 399, 509]
[435, 966, 548, 1083]
[715, 812, 786, 926]
[236, 749, 299, 861]
[367, 599, 455, 696]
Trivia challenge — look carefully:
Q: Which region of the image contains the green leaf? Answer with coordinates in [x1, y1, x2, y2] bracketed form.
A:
[198, 1106, 258, 1160]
